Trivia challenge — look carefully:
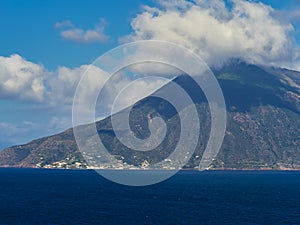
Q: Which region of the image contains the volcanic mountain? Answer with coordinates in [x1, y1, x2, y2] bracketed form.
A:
[0, 62, 299, 170]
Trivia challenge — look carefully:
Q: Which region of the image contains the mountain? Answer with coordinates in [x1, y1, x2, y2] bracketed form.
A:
[0, 62, 299, 170]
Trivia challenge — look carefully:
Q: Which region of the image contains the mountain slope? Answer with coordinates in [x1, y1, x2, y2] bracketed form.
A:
[0, 62, 299, 169]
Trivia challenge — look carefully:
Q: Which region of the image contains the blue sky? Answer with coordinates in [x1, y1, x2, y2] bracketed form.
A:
[0, 0, 300, 149]
[0, 0, 153, 69]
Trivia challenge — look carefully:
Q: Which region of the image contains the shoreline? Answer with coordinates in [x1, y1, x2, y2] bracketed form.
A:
[0, 167, 300, 172]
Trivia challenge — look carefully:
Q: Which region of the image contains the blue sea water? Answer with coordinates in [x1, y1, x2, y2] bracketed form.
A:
[0, 169, 299, 225]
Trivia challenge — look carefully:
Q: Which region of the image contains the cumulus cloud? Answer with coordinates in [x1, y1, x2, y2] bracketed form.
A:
[0, 54, 108, 105]
[122, 0, 299, 69]
[48, 65, 95, 105]
[0, 55, 48, 102]
[57, 19, 109, 43]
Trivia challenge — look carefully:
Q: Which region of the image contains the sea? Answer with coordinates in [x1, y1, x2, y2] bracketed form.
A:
[0, 169, 299, 225]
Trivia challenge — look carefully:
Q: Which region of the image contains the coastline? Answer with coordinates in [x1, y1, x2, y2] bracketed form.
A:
[0, 166, 300, 172]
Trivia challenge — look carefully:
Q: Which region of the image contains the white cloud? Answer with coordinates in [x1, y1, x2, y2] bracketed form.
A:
[57, 19, 109, 43]
[0, 54, 109, 105]
[48, 65, 90, 105]
[50, 64, 111, 126]
[123, 0, 299, 69]
[0, 55, 48, 102]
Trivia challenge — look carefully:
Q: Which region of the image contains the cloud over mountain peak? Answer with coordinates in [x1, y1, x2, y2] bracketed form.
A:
[123, 0, 299, 69]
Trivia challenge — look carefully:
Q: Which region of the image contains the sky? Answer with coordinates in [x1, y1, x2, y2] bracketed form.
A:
[0, 0, 300, 149]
